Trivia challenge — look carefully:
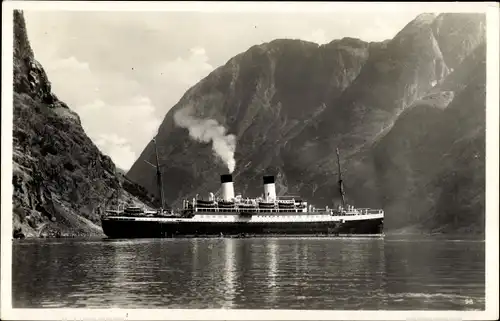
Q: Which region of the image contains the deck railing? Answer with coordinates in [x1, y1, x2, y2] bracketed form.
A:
[189, 204, 384, 216]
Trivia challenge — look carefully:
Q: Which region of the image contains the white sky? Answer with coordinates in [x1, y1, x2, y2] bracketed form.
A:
[23, 10, 421, 170]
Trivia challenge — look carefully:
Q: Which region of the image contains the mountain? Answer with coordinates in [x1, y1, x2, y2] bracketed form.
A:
[370, 42, 486, 233]
[12, 10, 154, 238]
[127, 13, 486, 234]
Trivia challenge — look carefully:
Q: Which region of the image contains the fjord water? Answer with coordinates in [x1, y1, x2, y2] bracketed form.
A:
[12, 236, 484, 310]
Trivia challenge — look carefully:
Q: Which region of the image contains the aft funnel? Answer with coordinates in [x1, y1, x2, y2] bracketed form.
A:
[263, 175, 276, 201]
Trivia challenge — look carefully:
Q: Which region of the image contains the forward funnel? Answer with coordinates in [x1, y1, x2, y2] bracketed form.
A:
[220, 174, 235, 201]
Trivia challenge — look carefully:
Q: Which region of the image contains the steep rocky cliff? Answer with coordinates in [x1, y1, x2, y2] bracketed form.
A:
[12, 10, 154, 238]
[127, 13, 486, 234]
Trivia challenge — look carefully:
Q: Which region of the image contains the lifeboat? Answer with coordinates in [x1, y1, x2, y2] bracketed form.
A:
[218, 200, 236, 208]
[258, 202, 275, 208]
[278, 202, 295, 209]
[196, 200, 216, 207]
[124, 206, 144, 214]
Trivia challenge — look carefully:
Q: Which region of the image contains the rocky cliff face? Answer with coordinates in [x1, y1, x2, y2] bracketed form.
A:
[12, 10, 153, 238]
[371, 42, 486, 232]
[127, 13, 486, 234]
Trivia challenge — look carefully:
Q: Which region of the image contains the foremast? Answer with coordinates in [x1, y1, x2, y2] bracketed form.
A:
[336, 148, 346, 210]
[145, 137, 166, 212]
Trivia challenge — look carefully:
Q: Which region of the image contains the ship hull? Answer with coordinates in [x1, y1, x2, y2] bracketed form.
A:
[101, 217, 384, 239]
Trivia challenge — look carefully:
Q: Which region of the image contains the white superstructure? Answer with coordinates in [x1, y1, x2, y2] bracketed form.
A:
[178, 174, 384, 224]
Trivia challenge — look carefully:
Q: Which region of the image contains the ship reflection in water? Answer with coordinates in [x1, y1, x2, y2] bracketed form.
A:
[12, 236, 484, 310]
[223, 238, 236, 308]
[267, 239, 279, 304]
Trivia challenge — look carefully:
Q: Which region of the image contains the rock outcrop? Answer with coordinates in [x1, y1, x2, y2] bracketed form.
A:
[12, 10, 154, 238]
[125, 13, 486, 235]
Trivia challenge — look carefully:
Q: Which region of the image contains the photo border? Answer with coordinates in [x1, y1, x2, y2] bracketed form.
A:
[2, 1, 498, 320]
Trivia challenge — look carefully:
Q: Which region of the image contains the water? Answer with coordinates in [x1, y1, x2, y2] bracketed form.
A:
[12, 236, 484, 310]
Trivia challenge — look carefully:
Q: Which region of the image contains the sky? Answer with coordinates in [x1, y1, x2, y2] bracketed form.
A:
[23, 9, 421, 171]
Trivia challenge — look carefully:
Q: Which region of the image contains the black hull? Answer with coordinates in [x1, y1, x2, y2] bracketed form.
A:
[101, 218, 384, 239]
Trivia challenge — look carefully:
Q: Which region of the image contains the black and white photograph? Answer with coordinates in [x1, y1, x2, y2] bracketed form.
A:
[1, 1, 498, 320]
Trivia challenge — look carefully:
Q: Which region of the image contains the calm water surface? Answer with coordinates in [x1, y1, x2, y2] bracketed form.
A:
[12, 236, 484, 310]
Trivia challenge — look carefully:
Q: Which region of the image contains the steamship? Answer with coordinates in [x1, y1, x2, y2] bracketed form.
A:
[101, 139, 384, 238]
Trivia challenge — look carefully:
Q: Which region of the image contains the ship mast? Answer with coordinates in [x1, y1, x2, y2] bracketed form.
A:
[153, 138, 165, 212]
[336, 148, 346, 209]
[145, 137, 165, 212]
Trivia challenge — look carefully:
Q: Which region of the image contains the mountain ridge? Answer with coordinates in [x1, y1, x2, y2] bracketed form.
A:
[128, 12, 486, 234]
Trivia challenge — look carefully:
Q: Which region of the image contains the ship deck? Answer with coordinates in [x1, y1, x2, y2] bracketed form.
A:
[102, 212, 384, 223]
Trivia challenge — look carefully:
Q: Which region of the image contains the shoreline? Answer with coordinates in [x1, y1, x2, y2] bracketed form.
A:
[13, 231, 485, 241]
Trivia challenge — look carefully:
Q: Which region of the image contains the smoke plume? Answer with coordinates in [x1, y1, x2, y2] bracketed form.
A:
[174, 106, 236, 173]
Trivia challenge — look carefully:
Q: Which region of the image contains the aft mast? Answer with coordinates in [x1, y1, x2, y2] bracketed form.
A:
[336, 148, 346, 210]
